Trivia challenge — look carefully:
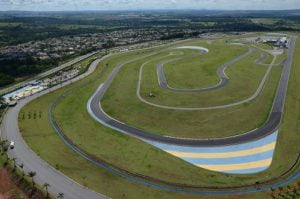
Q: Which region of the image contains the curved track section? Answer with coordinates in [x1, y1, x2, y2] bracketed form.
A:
[51, 99, 300, 194]
[45, 41, 300, 192]
[88, 36, 296, 147]
[255, 48, 286, 66]
[157, 46, 254, 93]
[1, 38, 296, 198]
[146, 131, 278, 174]
[138, 49, 276, 111]
[40, 38, 300, 193]
[255, 51, 269, 65]
[87, 36, 296, 174]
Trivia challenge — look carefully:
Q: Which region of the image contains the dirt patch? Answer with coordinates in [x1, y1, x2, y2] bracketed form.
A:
[0, 168, 28, 199]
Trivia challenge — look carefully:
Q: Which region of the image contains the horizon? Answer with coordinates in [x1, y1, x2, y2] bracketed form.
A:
[0, 0, 299, 12]
[1, 8, 300, 12]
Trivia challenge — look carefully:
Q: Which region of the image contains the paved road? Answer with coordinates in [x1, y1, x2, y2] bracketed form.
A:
[88, 36, 296, 147]
[0, 57, 110, 199]
[255, 49, 286, 67]
[0, 41, 185, 199]
[137, 49, 277, 110]
[45, 36, 300, 195]
[0, 37, 296, 198]
[5, 37, 296, 196]
[157, 47, 254, 93]
[0, 51, 97, 96]
[255, 51, 270, 65]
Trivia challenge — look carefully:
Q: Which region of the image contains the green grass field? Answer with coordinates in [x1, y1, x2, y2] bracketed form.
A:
[139, 50, 266, 106]
[163, 43, 247, 89]
[250, 44, 273, 64]
[18, 35, 300, 199]
[261, 53, 273, 65]
[253, 42, 274, 50]
[100, 39, 282, 138]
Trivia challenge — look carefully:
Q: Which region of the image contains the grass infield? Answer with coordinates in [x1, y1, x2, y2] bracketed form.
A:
[18, 35, 300, 199]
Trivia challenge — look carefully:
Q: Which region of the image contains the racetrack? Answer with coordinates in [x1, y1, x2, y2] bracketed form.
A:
[138, 49, 276, 110]
[157, 46, 254, 93]
[45, 36, 300, 193]
[88, 36, 296, 146]
[7, 35, 298, 198]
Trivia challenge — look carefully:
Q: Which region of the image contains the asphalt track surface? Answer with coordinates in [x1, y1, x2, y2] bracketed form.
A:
[137, 54, 276, 111]
[254, 48, 286, 67]
[0, 57, 110, 199]
[138, 44, 281, 110]
[89, 36, 296, 147]
[0, 41, 184, 199]
[42, 37, 300, 195]
[0, 38, 297, 198]
[255, 51, 274, 66]
[157, 47, 254, 93]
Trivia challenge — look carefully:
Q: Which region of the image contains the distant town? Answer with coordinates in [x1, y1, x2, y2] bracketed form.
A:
[0, 28, 190, 61]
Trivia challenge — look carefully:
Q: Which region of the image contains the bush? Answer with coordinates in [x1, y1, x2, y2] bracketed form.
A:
[0, 73, 14, 87]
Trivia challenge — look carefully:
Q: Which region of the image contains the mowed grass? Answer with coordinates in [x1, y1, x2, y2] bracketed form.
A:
[18, 35, 300, 199]
[163, 43, 247, 89]
[139, 49, 269, 107]
[101, 39, 282, 138]
[253, 42, 274, 50]
[259, 52, 273, 65]
[251, 46, 274, 65]
[17, 41, 270, 199]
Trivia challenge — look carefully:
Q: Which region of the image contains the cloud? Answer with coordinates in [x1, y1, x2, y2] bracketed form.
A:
[0, 0, 299, 11]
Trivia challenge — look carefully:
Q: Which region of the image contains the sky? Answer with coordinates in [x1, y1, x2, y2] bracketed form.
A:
[0, 0, 299, 11]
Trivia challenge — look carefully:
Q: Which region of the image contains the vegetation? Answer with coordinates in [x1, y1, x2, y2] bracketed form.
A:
[17, 35, 300, 199]
[101, 40, 282, 138]
[275, 50, 288, 65]
[0, 141, 46, 198]
[0, 10, 300, 47]
[0, 55, 60, 87]
[0, 73, 14, 87]
[163, 43, 247, 89]
[270, 182, 300, 199]
[0, 10, 299, 88]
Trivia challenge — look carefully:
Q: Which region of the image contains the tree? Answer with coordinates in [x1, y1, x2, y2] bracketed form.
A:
[28, 171, 36, 187]
[43, 183, 50, 198]
[279, 186, 284, 192]
[0, 140, 9, 166]
[11, 157, 16, 171]
[0, 96, 7, 108]
[107, 40, 115, 48]
[102, 39, 115, 54]
[0, 73, 14, 88]
[270, 193, 276, 199]
[28, 171, 37, 197]
[19, 163, 25, 178]
[2, 145, 9, 164]
[0, 140, 6, 153]
[57, 192, 64, 199]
